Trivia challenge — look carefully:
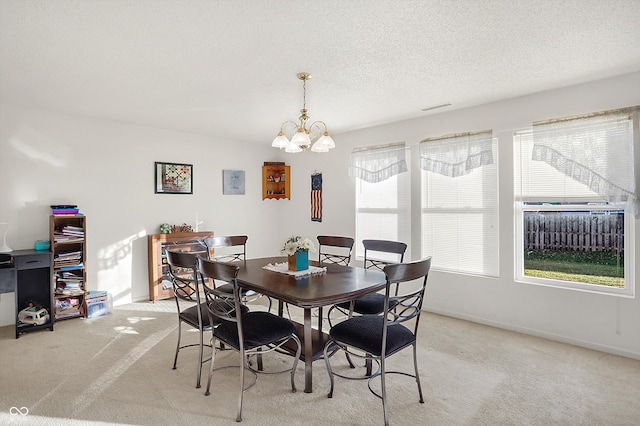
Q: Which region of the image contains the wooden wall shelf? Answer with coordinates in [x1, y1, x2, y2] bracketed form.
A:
[263, 162, 290, 200]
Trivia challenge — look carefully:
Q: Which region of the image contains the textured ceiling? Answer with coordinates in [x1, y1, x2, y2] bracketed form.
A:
[1, 0, 640, 145]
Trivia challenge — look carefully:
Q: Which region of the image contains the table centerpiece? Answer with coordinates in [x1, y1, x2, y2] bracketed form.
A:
[282, 235, 315, 271]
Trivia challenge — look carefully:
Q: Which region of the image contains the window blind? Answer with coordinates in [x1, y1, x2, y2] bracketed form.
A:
[353, 143, 411, 260]
[530, 106, 639, 218]
[349, 142, 408, 183]
[420, 131, 499, 276]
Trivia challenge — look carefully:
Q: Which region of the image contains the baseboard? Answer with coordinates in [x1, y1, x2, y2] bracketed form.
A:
[424, 307, 640, 361]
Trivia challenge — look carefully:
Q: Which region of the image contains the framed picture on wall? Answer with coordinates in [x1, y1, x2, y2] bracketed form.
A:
[222, 170, 245, 195]
[155, 162, 193, 194]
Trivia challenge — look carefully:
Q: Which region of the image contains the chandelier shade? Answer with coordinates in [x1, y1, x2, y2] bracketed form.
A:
[271, 132, 289, 149]
[272, 72, 335, 153]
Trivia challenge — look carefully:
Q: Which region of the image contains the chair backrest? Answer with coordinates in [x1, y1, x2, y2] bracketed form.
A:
[165, 249, 201, 305]
[204, 235, 248, 262]
[317, 235, 355, 266]
[382, 257, 431, 332]
[362, 239, 407, 271]
[197, 257, 244, 338]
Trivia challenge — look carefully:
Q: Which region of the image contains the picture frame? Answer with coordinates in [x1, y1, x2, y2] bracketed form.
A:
[222, 170, 245, 195]
[154, 162, 193, 194]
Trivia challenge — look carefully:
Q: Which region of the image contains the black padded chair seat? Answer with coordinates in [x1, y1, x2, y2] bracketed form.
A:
[214, 311, 296, 351]
[329, 315, 415, 357]
[335, 293, 398, 315]
[180, 302, 248, 328]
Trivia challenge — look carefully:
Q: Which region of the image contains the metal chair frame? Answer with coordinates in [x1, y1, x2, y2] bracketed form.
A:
[362, 239, 407, 272]
[327, 239, 407, 328]
[204, 235, 247, 262]
[324, 257, 432, 426]
[317, 235, 355, 266]
[165, 248, 211, 389]
[203, 235, 272, 312]
[199, 257, 301, 422]
[315, 235, 355, 331]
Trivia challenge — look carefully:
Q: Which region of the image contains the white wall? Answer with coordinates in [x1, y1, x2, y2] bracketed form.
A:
[1, 71, 639, 359]
[0, 106, 290, 324]
[282, 71, 640, 359]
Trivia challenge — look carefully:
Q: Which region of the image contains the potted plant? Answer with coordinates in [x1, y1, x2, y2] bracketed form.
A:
[282, 236, 315, 271]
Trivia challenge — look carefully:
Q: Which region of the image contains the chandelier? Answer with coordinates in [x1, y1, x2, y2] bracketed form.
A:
[271, 72, 335, 153]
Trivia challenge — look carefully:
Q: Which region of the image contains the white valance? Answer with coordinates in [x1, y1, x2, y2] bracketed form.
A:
[419, 130, 494, 177]
[532, 106, 639, 218]
[349, 142, 408, 183]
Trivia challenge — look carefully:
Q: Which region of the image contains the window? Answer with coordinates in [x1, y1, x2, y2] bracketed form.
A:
[351, 142, 411, 260]
[420, 130, 499, 276]
[514, 106, 638, 296]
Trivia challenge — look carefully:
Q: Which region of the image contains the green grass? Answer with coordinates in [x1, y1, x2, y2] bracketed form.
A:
[524, 250, 624, 288]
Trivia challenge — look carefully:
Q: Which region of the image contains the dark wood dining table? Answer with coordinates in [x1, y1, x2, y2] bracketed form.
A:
[235, 256, 387, 393]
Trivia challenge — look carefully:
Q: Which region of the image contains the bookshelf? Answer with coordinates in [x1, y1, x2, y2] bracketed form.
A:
[49, 214, 87, 321]
[147, 231, 213, 302]
[262, 162, 290, 200]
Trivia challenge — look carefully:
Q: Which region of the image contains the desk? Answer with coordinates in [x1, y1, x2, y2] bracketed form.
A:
[235, 256, 386, 393]
[0, 249, 53, 338]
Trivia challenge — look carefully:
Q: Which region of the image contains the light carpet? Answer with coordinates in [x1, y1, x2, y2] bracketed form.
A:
[1, 300, 639, 425]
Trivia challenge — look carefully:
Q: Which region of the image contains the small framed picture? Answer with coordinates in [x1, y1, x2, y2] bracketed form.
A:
[155, 162, 193, 194]
[223, 170, 245, 195]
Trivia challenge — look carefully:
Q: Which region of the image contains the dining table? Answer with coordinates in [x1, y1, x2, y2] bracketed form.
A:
[235, 256, 387, 393]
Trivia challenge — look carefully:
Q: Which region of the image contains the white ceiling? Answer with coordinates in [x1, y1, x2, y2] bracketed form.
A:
[1, 0, 640, 145]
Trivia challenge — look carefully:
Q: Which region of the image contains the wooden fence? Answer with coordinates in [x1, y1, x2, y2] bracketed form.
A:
[523, 212, 624, 252]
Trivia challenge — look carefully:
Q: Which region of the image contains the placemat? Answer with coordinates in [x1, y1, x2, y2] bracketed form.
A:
[262, 262, 327, 278]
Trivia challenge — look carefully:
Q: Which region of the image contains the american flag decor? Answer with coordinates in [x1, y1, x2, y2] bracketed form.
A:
[311, 173, 322, 222]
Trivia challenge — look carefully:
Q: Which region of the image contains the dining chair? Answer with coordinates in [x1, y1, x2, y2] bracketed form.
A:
[203, 235, 272, 312]
[165, 248, 212, 389]
[315, 235, 355, 331]
[327, 239, 407, 328]
[317, 235, 355, 266]
[204, 235, 247, 262]
[323, 257, 432, 426]
[198, 257, 301, 422]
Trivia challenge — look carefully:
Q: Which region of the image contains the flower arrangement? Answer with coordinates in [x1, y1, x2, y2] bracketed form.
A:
[281, 235, 316, 256]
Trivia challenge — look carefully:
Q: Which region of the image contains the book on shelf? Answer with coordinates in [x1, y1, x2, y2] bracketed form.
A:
[56, 278, 83, 284]
[54, 250, 82, 257]
[62, 228, 84, 233]
[53, 231, 84, 242]
[56, 289, 85, 296]
[57, 273, 83, 279]
[59, 263, 84, 271]
[54, 257, 81, 263]
[52, 208, 79, 215]
[60, 234, 84, 240]
[54, 259, 82, 264]
[51, 204, 80, 215]
[61, 225, 84, 235]
[54, 253, 81, 257]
